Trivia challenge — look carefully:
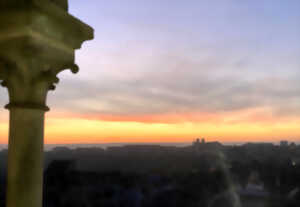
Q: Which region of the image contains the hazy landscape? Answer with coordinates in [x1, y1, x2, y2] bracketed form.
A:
[0, 1, 299, 207]
[0, 140, 299, 206]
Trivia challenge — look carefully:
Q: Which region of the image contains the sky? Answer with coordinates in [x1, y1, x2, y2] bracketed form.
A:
[0, 0, 300, 144]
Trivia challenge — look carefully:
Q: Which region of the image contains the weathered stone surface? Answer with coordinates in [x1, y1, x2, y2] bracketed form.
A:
[0, 0, 93, 109]
[0, 1, 94, 207]
[51, 0, 68, 11]
[6, 108, 45, 207]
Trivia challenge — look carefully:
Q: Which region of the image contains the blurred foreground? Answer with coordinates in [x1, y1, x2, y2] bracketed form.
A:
[0, 140, 299, 207]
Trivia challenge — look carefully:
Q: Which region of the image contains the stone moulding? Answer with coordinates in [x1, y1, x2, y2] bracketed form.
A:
[0, 0, 94, 111]
[0, 0, 94, 56]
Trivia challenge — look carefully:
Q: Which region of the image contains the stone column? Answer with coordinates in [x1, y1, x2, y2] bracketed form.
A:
[6, 108, 45, 207]
[0, 1, 94, 206]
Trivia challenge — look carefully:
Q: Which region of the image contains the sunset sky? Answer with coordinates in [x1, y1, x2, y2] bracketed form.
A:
[0, 0, 300, 144]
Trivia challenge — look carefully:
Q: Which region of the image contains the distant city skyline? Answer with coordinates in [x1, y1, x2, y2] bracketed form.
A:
[0, 0, 300, 143]
[0, 139, 298, 152]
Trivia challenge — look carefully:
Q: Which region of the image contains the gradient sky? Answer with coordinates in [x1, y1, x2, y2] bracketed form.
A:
[0, 0, 300, 144]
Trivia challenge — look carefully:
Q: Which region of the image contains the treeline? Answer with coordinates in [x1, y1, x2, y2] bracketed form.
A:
[0, 143, 299, 206]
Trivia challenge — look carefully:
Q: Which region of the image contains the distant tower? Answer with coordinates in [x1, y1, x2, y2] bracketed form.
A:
[201, 138, 206, 144]
[193, 138, 198, 146]
[193, 138, 203, 153]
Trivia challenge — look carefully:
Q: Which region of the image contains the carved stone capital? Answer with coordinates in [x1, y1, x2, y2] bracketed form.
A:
[0, 0, 93, 111]
[0, 57, 79, 111]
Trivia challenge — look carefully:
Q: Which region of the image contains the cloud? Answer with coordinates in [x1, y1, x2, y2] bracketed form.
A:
[0, 0, 299, 126]
[47, 47, 300, 123]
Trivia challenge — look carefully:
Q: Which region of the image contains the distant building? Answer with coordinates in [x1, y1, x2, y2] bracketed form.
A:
[192, 138, 223, 153]
[193, 138, 203, 151]
[238, 171, 269, 207]
[193, 138, 205, 146]
[106, 145, 177, 155]
[280, 140, 288, 147]
[290, 142, 297, 148]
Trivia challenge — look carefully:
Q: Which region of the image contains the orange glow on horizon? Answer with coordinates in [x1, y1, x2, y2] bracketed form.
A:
[0, 107, 299, 144]
[42, 118, 300, 144]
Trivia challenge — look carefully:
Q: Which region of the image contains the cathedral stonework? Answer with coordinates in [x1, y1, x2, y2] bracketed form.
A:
[0, 1, 93, 206]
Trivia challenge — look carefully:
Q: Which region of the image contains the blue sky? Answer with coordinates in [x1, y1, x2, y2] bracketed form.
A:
[42, 0, 300, 117]
[0, 0, 299, 143]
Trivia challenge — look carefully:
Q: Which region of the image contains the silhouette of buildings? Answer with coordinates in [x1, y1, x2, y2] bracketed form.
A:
[280, 140, 289, 148]
[0, 140, 299, 206]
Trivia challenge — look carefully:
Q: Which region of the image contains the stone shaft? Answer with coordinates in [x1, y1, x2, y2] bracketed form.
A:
[6, 108, 45, 207]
